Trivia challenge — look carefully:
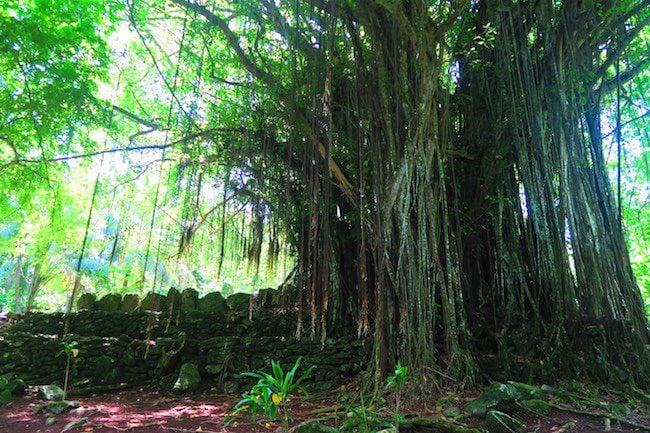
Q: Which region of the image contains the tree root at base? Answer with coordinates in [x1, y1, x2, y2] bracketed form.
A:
[549, 403, 650, 431]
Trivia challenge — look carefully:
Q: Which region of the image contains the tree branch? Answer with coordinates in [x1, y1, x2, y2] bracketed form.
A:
[599, 55, 650, 94]
[170, 0, 275, 87]
[112, 104, 163, 129]
[172, 0, 357, 206]
[8, 127, 245, 164]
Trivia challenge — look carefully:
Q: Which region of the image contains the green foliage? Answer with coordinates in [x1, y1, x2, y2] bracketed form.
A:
[229, 357, 314, 431]
[385, 362, 409, 393]
[57, 341, 79, 400]
[341, 392, 393, 433]
[385, 362, 410, 429]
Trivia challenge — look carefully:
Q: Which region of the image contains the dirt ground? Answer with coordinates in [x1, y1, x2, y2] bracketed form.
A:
[0, 387, 648, 433]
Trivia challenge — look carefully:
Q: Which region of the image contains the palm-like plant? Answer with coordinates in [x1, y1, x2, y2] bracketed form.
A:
[232, 357, 314, 431]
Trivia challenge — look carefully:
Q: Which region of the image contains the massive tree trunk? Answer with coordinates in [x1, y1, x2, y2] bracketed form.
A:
[456, 0, 649, 384]
[347, 1, 478, 384]
[171, 0, 650, 387]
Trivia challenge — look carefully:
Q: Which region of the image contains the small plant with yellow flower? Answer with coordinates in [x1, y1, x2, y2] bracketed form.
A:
[58, 341, 79, 400]
[228, 357, 314, 431]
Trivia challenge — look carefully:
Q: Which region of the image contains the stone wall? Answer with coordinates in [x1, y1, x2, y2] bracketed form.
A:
[0, 289, 370, 394]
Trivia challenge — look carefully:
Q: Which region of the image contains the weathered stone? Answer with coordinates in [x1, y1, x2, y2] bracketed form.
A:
[38, 384, 65, 401]
[173, 363, 201, 391]
[506, 381, 542, 400]
[0, 292, 370, 393]
[181, 288, 199, 312]
[226, 292, 251, 311]
[522, 399, 550, 414]
[463, 382, 515, 416]
[255, 288, 276, 309]
[294, 421, 338, 433]
[119, 294, 140, 312]
[93, 355, 115, 382]
[141, 293, 167, 312]
[96, 294, 121, 312]
[47, 400, 79, 414]
[167, 287, 182, 314]
[485, 410, 526, 433]
[77, 293, 96, 311]
[197, 292, 225, 314]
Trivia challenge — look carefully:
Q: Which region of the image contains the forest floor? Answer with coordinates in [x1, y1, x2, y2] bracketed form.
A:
[0, 387, 648, 433]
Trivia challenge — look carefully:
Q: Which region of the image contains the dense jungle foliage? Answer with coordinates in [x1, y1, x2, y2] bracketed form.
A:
[1, 0, 649, 387]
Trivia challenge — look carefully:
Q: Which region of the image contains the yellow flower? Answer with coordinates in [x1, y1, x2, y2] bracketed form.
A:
[272, 393, 282, 405]
[71, 349, 79, 358]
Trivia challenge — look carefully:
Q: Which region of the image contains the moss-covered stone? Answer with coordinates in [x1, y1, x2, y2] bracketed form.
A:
[521, 399, 550, 414]
[506, 381, 542, 400]
[141, 293, 167, 311]
[38, 384, 65, 401]
[167, 287, 182, 314]
[463, 382, 519, 416]
[484, 410, 526, 433]
[46, 400, 80, 414]
[226, 292, 250, 311]
[93, 355, 115, 381]
[96, 294, 121, 312]
[181, 288, 199, 312]
[197, 292, 225, 314]
[173, 363, 201, 391]
[120, 294, 140, 312]
[0, 288, 369, 394]
[77, 293, 96, 311]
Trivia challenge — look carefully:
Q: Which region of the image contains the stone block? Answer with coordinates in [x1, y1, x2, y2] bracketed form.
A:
[77, 293, 96, 311]
[38, 384, 65, 401]
[119, 294, 140, 312]
[485, 410, 526, 433]
[141, 293, 167, 312]
[173, 363, 201, 391]
[197, 292, 225, 314]
[167, 287, 182, 314]
[181, 288, 199, 312]
[226, 292, 251, 312]
[96, 294, 121, 312]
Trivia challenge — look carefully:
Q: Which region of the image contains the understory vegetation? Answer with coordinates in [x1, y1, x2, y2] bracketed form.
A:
[1, 0, 649, 390]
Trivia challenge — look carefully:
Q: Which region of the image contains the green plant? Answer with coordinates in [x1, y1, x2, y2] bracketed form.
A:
[57, 341, 79, 400]
[229, 357, 314, 431]
[342, 392, 393, 433]
[386, 362, 410, 429]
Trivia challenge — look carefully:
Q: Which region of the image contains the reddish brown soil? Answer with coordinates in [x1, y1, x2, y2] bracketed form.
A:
[0, 388, 648, 433]
[0, 388, 336, 433]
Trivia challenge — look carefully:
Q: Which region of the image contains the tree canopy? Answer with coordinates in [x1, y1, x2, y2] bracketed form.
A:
[1, 0, 649, 388]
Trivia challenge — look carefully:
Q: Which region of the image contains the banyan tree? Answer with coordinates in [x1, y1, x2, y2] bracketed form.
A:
[128, 0, 650, 387]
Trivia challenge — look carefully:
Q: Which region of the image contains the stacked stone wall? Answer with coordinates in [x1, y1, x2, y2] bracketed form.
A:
[0, 289, 369, 393]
